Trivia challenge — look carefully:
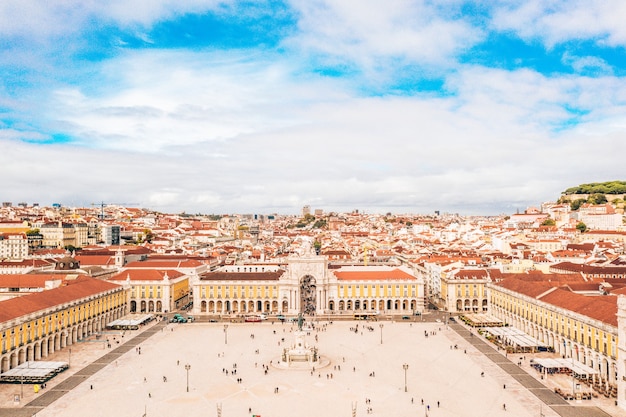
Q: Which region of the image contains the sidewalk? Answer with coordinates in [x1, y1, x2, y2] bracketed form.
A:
[450, 322, 624, 417]
[0, 319, 166, 417]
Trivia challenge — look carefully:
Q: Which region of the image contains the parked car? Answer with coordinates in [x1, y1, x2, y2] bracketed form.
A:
[170, 313, 188, 323]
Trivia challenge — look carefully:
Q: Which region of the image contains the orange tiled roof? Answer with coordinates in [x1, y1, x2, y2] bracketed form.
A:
[0, 259, 53, 268]
[334, 268, 417, 281]
[0, 274, 57, 288]
[496, 278, 556, 298]
[125, 259, 203, 268]
[109, 269, 184, 281]
[199, 270, 284, 281]
[0, 277, 122, 323]
[495, 276, 618, 326]
[539, 288, 617, 327]
[74, 255, 115, 266]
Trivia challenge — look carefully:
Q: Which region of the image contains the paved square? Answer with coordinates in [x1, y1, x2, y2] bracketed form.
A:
[20, 320, 569, 417]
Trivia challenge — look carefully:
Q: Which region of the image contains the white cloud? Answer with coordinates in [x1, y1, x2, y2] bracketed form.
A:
[561, 53, 613, 75]
[46, 49, 347, 152]
[286, 0, 483, 70]
[0, 49, 613, 214]
[491, 1, 626, 47]
[2, 1, 626, 215]
[0, 0, 229, 38]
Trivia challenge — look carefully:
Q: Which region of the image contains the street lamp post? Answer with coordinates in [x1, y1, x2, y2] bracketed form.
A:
[69, 348, 71, 368]
[185, 364, 191, 392]
[403, 364, 409, 392]
[379, 324, 384, 344]
[223, 324, 229, 345]
[570, 345, 576, 400]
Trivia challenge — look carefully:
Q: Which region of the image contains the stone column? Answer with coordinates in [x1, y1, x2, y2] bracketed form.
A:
[617, 295, 626, 410]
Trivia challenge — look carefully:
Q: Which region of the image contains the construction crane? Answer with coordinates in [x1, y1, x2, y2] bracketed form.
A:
[91, 201, 140, 219]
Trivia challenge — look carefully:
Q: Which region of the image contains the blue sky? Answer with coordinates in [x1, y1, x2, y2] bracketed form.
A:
[1, 0, 625, 215]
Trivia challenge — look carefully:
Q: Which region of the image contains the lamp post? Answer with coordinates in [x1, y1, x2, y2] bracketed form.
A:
[403, 363, 409, 392]
[379, 324, 384, 344]
[185, 364, 191, 392]
[69, 348, 71, 368]
[223, 324, 228, 345]
[570, 344, 576, 399]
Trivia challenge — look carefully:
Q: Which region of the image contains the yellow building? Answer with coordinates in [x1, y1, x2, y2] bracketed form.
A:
[108, 269, 190, 313]
[330, 266, 423, 314]
[0, 276, 127, 373]
[489, 276, 618, 398]
[191, 260, 425, 316]
[196, 267, 283, 314]
[440, 268, 490, 313]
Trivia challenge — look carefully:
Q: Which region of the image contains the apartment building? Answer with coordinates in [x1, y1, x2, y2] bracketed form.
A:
[488, 275, 620, 400]
[108, 269, 191, 313]
[0, 233, 28, 259]
[440, 268, 490, 313]
[0, 277, 127, 373]
[39, 222, 76, 249]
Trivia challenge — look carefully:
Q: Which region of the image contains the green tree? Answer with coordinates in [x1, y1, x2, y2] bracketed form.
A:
[313, 219, 327, 229]
[26, 228, 40, 236]
[576, 222, 587, 233]
[313, 240, 322, 254]
[570, 198, 586, 211]
[142, 228, 154, 243]
[588, 193, 607, 204]
[541, 218, 556, 226]
[557, 196, 571, 205]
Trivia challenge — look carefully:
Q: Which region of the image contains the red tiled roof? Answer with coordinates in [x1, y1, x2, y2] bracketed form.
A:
[454, 269, 489, 280]
[0, 259, 53, 268]
[199, 271, 284, 281]
[495, 276, 618, 326]
[334, 268, 417, 281]
[125, 259, 203, 268]
[109, 269, 184, 281]
[496, 278, 556, 298]
[74, 255, 115, 266]
[0, 274, 60, 288]
[0, 277, 122, 323]
[539, 288, 617, 327]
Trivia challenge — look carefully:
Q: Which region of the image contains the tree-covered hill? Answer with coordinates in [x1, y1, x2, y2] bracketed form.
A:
[563, 181, 626, 195]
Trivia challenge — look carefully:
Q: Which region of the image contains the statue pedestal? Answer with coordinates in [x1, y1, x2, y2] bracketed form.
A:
[274, 330, 330, 370]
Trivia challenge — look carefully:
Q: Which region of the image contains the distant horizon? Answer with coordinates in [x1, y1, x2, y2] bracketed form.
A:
[2, 199, 550, 217]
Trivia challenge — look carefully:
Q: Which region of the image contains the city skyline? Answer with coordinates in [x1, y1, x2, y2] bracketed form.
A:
[1, 1, 625, 215]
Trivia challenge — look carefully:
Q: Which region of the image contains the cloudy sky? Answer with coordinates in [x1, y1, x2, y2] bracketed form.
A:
[1, 1, 625, 215]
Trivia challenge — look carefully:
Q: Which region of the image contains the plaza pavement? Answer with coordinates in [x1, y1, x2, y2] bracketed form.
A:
[1, 315, 624, 417]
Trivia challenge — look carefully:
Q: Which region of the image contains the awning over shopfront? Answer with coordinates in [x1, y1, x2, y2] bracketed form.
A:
[106, 314, 154, 330]
[460, 313, 504, 327]
[482, 326, 549, 352]
[532, 358, 598, 378]
[0, 361, 68, 384]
